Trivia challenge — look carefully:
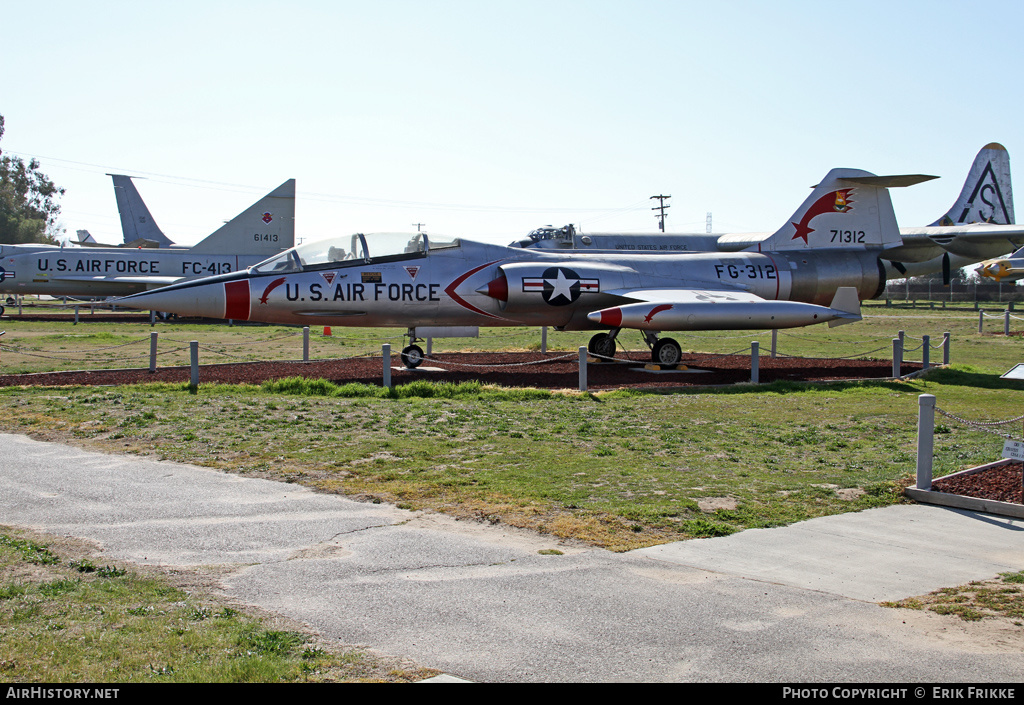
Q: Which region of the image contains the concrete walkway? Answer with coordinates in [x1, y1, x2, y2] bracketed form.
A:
[2, 433, 1023, 683]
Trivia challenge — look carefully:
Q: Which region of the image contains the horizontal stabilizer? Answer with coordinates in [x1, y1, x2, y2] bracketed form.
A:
[836, 174, 938, 188]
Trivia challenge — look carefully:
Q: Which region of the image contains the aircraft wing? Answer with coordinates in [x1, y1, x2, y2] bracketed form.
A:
[892, 224, 1024, 260]
[30, 274, 184, 286]
[590, 286, 860, 331]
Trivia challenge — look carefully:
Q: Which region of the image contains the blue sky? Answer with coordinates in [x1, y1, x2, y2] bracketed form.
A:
[3, 0, 1022, 246]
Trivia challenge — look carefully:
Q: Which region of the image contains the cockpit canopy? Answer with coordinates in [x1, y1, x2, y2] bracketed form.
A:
[252, 232, 460, 274]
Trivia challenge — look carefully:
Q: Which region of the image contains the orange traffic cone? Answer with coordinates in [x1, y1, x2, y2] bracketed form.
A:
[323, 326, 332, 336]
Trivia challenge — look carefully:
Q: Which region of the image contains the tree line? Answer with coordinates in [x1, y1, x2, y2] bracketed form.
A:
[0, 114, 64, 244]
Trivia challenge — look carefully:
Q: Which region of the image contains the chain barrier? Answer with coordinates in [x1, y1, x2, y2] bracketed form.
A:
[935, 406, 1024, 442]
[0, 343, 191, 363]
[772, 344, 893, 360]
[161, 331, 302, 346]
[412, 351, 580, 369]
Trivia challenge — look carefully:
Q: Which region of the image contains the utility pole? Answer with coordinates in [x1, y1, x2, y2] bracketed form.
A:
[412, 223, 426, 232]
[706, 212, 712, 234]
[650, 195, 671, 232]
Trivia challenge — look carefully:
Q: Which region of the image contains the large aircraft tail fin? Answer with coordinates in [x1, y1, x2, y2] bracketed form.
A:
[931, 143, 1014, 226]
[756, 169, 936, 252]
[108, 174, 175, 248]
[189, 179, 295, 256]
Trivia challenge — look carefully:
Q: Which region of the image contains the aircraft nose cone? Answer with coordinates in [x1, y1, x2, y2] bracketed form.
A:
[477, 274, 508, 301]
[116, 279, 236, 320]
[587, 308, 622, 327]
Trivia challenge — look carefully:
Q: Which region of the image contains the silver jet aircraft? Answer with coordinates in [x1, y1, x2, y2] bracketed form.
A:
[976, 244, 1024, 282]
[0, 179, 295, 299]
[116, 167, 922, 368]
[516, 143, 1022, 284]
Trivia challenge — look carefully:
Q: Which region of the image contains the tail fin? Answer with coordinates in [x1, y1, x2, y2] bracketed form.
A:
[189, 179, 295, 256]
[756, 168, 936, 252]
[826, 287, 861, 328]
[931, 143, 1014, 225]
[75, 229, 96, 244]
[108, 174, 175, 247]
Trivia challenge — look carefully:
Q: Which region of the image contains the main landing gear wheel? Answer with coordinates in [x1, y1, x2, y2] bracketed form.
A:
[651, 337, 682, 368]
[401, 344, 425, 369]
[587, 332, 617, 361]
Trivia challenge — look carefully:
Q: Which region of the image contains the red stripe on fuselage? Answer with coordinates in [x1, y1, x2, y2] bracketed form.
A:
[224, 280, 251, 320]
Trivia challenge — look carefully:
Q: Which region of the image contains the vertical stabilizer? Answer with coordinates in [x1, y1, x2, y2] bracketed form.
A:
[189, 179, 295, 256]
[931, 143, 1014, 225]
[109, 174, 175, 247]
[756, 169, 930, 252]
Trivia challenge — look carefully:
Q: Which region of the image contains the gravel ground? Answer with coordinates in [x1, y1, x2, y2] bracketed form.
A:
[933, 462, 1024, 505]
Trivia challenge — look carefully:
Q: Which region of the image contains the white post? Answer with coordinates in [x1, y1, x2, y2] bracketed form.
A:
[1006, 310, 1011, 336]
[303, 326, 310, 362]
[770, 329, 777, 359]
[922, 335, 930, 370]
[382, 343, 392, 388]
[74, 305, 79, 325]
[943, 332, 950, 365]
[979, 309, 984, 333]
[751, 341, 759, 384]
[892, 338, 902, 378]
[917, 394, 936, 490]
[578, 346, 587, 392]
[149, 332, 158, 373]
[190, 341, 199, 387]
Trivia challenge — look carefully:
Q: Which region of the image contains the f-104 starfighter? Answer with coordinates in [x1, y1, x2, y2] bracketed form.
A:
[116, 167, 917, 368]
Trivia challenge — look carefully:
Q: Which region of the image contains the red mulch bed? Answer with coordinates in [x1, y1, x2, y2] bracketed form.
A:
[0, 351, 920, 391]
[932, 462, 1024, 505]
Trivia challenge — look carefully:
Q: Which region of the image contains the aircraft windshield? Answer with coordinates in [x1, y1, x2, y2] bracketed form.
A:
[252, 232, 460, 274]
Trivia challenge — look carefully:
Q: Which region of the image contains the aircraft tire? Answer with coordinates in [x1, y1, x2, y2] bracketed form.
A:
[401, 344, 425, 369]
[651, 337, 681, 369]
[587, 333, 616, 361]
[0, 305, 5, 317]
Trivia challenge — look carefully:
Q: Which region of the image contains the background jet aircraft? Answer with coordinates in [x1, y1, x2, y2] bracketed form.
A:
[515, 144, 1023, 285]
[0, 179, 295, 299]
[977, 245, 1024, 282]
[115, 167, 915, 368]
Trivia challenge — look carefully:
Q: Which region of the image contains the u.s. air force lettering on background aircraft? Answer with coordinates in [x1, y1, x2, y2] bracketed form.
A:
[30, 256, 234, 277]
[116, 167, 921, 368]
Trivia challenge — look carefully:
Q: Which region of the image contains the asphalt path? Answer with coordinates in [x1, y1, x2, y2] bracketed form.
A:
[3, 432, 1024, 683]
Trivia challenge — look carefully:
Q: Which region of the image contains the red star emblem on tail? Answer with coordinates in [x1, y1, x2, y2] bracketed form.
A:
[791, 189, 853, 243]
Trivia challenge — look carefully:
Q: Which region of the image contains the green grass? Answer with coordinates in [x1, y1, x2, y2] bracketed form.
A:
[1, 307, 1021, 551]
[2, 361, 1017, 550]
[0, 527, 438, 682]
[1, 306, 1022, 678]
[882, 569, 1024, 624]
